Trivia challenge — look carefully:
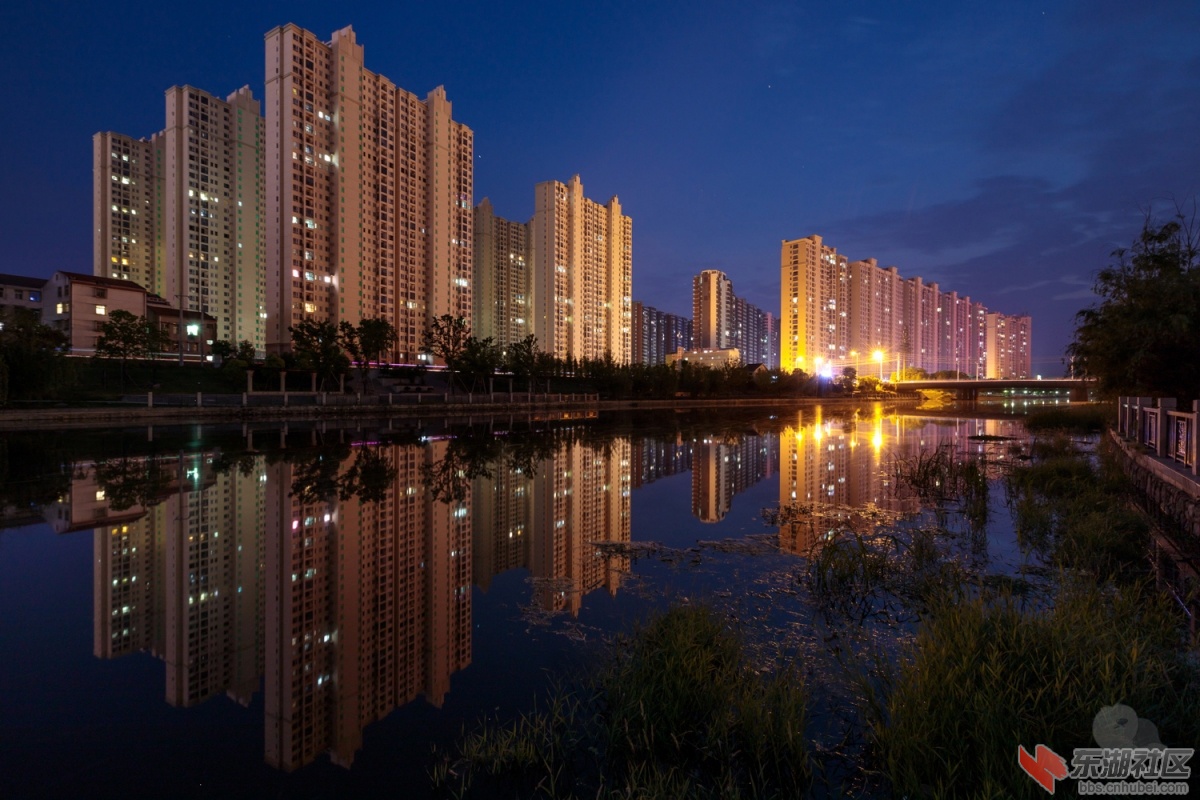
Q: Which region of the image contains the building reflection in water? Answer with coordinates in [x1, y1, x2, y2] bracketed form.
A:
[777, 407, 1022, 553]
[80, 431, 631, 771]
[691, 431, 777, 523]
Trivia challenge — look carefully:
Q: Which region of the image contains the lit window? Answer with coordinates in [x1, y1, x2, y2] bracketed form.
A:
[95, 305, 107, 315]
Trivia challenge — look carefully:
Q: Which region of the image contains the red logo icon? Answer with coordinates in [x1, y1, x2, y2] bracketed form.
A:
[1018, 744, 1069, 794]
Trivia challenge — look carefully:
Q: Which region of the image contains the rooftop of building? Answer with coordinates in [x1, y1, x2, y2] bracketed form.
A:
[55, 271, 148, 292]
[0, 274, 48, 289]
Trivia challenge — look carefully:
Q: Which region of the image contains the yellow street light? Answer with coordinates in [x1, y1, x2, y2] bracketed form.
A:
[872, 349, 884, 381]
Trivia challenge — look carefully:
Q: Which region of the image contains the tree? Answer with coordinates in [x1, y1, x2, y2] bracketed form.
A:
[338, 321, 365, 389]
[505, 333, 540, 390]
[896, 366, 928, 381]
[458, 335, 502, 393]
[95, 309, 161, 385]
[357, 318, 398, 367]
[857, 375, 882, 394]
[210, 339, 236, 361]
[0, 307, 70, 403]
[289, 318, 350, 391]
[421, 314, 472, 392]
[338, 318, 398, 393]
[1069, 214, 1200, 402]
[236, 340, 256, 363]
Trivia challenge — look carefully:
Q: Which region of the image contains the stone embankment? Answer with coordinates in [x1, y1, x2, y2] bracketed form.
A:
[1107, 431, 1200, 632]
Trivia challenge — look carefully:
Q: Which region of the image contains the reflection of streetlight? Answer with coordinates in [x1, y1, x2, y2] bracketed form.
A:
[873, 349, 884, 381]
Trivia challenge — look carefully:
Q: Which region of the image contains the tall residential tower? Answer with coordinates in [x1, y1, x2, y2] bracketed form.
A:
[94, 85, 267, 351]
[264, 24, 473, 359]
[531, 175, 632, 363]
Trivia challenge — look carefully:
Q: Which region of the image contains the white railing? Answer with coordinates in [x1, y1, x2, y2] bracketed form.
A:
[1118, 396, 1198, 474]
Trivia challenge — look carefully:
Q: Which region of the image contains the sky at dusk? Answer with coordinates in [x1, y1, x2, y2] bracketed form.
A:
[2, 0, 1198, 373]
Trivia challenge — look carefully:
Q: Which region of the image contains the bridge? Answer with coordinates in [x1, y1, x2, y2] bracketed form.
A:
[894, 377, 1093, 402]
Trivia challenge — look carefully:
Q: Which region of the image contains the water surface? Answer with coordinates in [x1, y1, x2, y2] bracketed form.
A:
[0, 406, 1027, 798]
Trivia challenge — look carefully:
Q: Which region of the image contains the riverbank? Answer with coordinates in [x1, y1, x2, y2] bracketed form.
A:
[0, 393, 911, 431]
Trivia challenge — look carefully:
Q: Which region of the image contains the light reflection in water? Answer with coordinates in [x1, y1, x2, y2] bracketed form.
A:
[43, 408, 1026, 777]
[82, 433, 632, 772]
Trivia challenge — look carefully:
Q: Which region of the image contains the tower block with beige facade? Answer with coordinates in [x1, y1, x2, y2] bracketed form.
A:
[781, 235, 850, 374]
[264, 24, 474, 360]
[473, 198, 531, 348]
[161, 86, 266, 352]
[531, 175, 632, 363]
[94, 132, 162, 294]
[94, 85, 266, 351]
[782, 233, 1032, 379]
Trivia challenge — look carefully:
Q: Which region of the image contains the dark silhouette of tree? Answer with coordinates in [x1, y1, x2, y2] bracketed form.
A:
[357, 318, 398, 367]
[286, 443, 398, 504]
[505, 333, 540, 391]
[458, 335, 501, 393]
[0, 307, 70, 403]
[93, 455, 173, 511]
[95, 310, 165, 386]
[289, 319, 349, 391]
[421, 315, 472, 392]
[1069, 213, 1200, 402]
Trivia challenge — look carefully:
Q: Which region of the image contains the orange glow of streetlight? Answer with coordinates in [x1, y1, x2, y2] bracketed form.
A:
[872, 349, 884, 380]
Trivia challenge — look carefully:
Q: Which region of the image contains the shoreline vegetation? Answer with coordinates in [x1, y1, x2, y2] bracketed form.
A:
[432, 404, 1200, 799]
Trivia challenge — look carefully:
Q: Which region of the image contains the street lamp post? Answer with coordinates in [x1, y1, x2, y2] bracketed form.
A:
[873, 349, 884, 381]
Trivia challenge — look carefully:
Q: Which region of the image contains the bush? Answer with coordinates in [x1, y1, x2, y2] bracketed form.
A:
[868, 583, 1200, 799]
[436, 605, 812, 799]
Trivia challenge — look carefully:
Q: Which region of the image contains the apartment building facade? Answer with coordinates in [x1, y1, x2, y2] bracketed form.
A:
[986, 312, 1033, 379]
[264, 24, 474, 360]
[691, 269, 777, 368]
[782, 234, 1031, 378]
[531, 175, 632, 363]
[94, 85, 266, 353]
[473, 197, 531, 348]
[632, 301, 692, 366]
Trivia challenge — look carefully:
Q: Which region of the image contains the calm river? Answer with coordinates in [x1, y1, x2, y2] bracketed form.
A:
[0, 405, 1028, 798]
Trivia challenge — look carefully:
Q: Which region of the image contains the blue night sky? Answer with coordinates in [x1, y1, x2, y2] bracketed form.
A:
[2, 1, 1197, 373]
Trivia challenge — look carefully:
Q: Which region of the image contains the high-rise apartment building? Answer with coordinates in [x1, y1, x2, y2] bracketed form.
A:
[782, 234, 1030, 378]
[691, 270, 777, 367]
[847, 257, 902, 367]
[471, 433, 631, 615]
[691, 432, 776, 523]
[632, 301, 692, 365]
[781, 235, 851, 374]
[473, 197, 531, 348]
[693, 270, 733, 350]
[94, 133, 162, 293]
[985, 313, 1032, 379]
[264, 440, 472, 771]
[94, 85, 267, 351]
[161, 86, 266, 353]
[531, 175, 632, 363]
[264, 24, 473, 359]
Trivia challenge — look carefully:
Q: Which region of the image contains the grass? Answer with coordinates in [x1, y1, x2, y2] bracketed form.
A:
[864, 426, 1199, 798]
[1005, 435, 1150, 579]
[1023, 403, 1114, 433]
[864, 582, 1200, 799]
[437, 418, 1197, 798]
[893, 443, 990, 528]
[431, 605, 813, 799]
